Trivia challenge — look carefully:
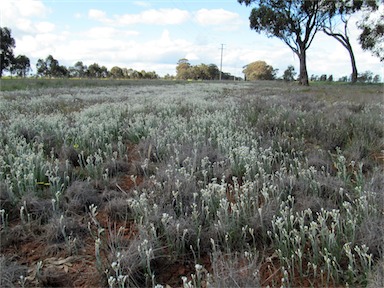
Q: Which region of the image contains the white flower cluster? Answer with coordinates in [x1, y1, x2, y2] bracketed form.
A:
[1, 82, 382, 286]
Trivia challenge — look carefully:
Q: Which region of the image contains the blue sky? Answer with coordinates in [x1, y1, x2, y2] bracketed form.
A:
[2, 0, 383, 79]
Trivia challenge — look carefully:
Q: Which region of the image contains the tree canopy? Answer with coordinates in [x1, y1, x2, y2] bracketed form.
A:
[359, 18, 384, 61]
[283, 65, 296, 82]
[11, 55, 31, 77]
[176, 58, 192, 80]
[357, 1, 383, 61]
[36, 55, 68, 78]
[110, 66, 124, 79]
[69, 61, 87, 78]
[87, 63, 108, 78]
[0, 27, 15, 78]
[243, 60, 276, 80]
[175, 59, 238, 80]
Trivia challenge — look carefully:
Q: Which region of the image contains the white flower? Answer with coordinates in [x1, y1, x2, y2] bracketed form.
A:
[195, 264, 203, 271]
[111, 261, 119, 271]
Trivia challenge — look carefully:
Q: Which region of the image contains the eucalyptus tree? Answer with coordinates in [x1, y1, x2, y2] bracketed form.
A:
[238, 0, 333, 85]
[11, 55, 31, 77]
[110, 66, 124, 79]
[243, 60, 276, 80]
[176, 58, 192, 80]
[283, 65, 296, 81]
[0, 27, 15, 77]
[87, 63, 109, 78]
[36, 55, 68, 78]
[322, 0, 381, 83]
[207, 64, 220, 80]
[69, 61, 87, 78]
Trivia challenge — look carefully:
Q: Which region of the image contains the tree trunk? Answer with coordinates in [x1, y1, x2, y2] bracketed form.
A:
[347, 41, 358, 83]
[323, 29, 358, 84]
[298, 48, 309, 86]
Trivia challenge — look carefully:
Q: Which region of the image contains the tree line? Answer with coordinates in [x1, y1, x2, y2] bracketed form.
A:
[241, 60, 381, 83]
[35, 55, 159, 79]
[311, 71, 381, 83]
[238, 0, 383, 85]
[175, 58, 241, 80]
[0, 27, 160, 80]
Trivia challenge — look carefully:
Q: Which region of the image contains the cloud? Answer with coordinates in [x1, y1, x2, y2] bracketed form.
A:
[133, 1, 151, 8]
[129, 29, 192, 62]
[15, 35, 38, 54]
[185, 53, 199, 61]
[86, 26, 139, 38]
[15, 31, 67, 60]
[34, 21, 55, 33]
[16, 27, 179, 70]
[46, 28, 198, 72]
[195, 9, 241, 26]
[1, 0, 51, 33]
[88, 9, 107, 20]
[8, 0, 50, 18]
[89, 8, 190, 26]
[136, 9, 190, 25]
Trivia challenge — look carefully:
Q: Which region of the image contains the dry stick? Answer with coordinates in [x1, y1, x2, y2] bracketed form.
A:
[261, 266, 282, 286]
[115, 183, 129, 197]
[147, 143, 152, 160]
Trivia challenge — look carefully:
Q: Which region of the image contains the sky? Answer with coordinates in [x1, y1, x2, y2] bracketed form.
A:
[1, 0, 383, 79]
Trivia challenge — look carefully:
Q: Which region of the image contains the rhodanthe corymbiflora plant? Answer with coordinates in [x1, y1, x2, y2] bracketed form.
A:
[0, 81, 383, 287]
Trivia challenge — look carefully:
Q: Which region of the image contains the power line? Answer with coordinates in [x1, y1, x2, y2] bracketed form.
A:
[219, 44, 225, 81]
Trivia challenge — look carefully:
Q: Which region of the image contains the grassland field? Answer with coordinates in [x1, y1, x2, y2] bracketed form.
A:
[0, 79, 383, 287]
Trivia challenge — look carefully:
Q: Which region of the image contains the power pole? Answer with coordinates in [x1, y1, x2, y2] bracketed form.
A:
[219, 44, 225, 81]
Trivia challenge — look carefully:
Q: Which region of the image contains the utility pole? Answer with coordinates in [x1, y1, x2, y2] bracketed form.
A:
[219, 44, 225, 81]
